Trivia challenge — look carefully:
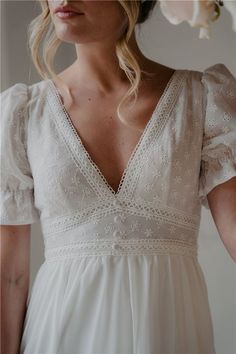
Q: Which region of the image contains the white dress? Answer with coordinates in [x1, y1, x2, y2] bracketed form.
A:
[1, 63, 236, 354]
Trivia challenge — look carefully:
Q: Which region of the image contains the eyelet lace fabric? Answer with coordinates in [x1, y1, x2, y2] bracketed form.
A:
[41, 68, 201, 260]
[44, 238, 198, 262]
[48, 70, 183, 200]
[1, 63, 235, 354]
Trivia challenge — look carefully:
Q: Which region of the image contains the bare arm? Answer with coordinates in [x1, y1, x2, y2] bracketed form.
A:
[0, 224, 31, 354]
[207, 176, 236, 262]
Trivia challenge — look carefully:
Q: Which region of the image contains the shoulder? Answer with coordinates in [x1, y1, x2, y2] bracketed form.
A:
[1, 80, 48, 106]
[199, 63, 236, 113]
[182, 62, 236, 86]
[183, 63, 236, 116]
[1, 82, 28, 95]
[1, 80, 50, 123]
[0, 83, 29, 133]
[0, 80, 49, 135]
[1, 82, 28, 110]
[200, 63, 236, 91]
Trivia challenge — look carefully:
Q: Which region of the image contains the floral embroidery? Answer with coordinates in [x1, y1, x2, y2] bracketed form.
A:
[144, 228, 154, 238]
[1, 63, 235, 255]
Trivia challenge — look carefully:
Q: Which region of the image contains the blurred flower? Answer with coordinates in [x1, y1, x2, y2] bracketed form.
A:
[158, 0, 223, 39]
[224, 0, 236, 31]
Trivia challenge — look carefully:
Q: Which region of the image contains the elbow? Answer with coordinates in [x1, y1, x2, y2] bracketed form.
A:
[1, 272, 29, 287]
[220, 225, 236, 263]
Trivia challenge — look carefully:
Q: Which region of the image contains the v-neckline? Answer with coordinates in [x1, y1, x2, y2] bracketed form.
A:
[46, 69, 187, 199]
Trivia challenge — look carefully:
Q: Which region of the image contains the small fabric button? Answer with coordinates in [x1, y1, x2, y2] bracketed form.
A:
[112, 243, 120, 250]
[119, 213, 126, 222]
[113, 230, 120, 238]
[114, 215, 120, 223]
[113, 199, 120, 207]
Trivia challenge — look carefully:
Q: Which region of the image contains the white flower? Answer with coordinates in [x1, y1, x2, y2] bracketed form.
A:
[144, 228, 154, 238]
[224, 0, 236, 32]
[159, 0, 217, 39]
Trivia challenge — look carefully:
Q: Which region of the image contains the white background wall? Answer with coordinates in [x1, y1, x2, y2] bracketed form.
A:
[1, 2, 236, 354]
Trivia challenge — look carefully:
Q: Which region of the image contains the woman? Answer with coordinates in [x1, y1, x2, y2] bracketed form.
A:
[1, 1, 236, 353]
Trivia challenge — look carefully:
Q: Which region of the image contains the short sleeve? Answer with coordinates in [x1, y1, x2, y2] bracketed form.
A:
[0, 83, 40, 225]
[199, 63, 236, 210]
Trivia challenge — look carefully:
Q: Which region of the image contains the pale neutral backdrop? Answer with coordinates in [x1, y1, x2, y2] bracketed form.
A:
[1, 2, 236, 354]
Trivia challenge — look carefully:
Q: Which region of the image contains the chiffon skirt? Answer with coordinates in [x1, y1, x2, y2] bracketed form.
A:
[20, 253, 216, 354]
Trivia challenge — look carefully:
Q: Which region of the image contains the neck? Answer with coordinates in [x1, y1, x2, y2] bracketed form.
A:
[68, 32, 151, 94]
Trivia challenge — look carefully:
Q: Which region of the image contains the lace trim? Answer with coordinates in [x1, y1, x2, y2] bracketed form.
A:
[42, 198, 200, 237]
[121, 70, 188, 200]
[46, 70, 188, 200]
[44, 238, 198, 262]
[0, 189, 40, 225]
[199, 155, 236, 209]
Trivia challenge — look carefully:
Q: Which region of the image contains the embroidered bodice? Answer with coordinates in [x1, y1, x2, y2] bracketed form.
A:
[1, 63, 236, 262]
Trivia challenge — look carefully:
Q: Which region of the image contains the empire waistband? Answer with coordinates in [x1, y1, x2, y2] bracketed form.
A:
[44, 238, 198, 262]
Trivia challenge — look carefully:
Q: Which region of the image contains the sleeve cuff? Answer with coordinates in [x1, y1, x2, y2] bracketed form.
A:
[0, 189, 40, 225]
[199, 157, 236, 210]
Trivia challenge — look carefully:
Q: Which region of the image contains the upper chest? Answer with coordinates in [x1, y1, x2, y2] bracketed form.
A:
[30, 69, 205, 210]
[49, 73, 176, 191]
[66, 90, 162, 166]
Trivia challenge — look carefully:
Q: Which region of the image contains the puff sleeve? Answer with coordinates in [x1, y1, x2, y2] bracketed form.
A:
[0, 83, 40, 225]
[199, 63, 236, 210]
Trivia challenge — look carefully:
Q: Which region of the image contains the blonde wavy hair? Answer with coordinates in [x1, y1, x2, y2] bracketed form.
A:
[28, 0, 157, 127]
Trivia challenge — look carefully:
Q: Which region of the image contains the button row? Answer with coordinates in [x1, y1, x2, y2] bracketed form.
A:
[114, 215, 120, 223]
[45, 239, 198, 261]
[113, 230, 120, 238]
[112, 199, 121, 208]
[112, 243, 121, 250]
[112, 198, 123, 251]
